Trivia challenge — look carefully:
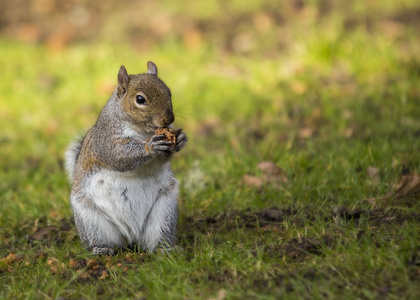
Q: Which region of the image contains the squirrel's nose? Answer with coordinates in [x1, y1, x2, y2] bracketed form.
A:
[163, 111, 175, 126]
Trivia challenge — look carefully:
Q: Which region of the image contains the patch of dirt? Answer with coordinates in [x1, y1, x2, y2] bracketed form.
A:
[183, 204, 420, 240]
[284, 235, 334, 259]
[331, 205, 420, 227]
[27, 219, 76, 247]
[262, 235, 336, 262]
[181, 207, 297, 235]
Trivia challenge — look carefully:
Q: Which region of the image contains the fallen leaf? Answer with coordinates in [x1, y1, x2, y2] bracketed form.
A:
[367, 166, 380, 183]
[69, 260, 78, 268]
[258, 161, 280, 174]
[243, 175, 263, 189]
[393, 173, 420, 196]
[99, 270, 109, 280]
[86, 259, 99, 268]
[50, 265, 59, 274]
[365, 173, 420, 206]
[47, 257, 58, 266]
[1, 253, 16, 264]
[258, 161, 288, 184]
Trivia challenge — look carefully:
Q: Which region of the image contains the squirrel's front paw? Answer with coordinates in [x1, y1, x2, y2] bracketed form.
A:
[174, 129, 188, 152]
[147, 135, 176, 156]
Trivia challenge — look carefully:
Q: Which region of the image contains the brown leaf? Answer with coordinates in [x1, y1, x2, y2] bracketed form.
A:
[366, 173, 420, 206]
[47, 257, 58, 266]
[99, 270, 109, 280]
[393, 173, 420, 197]
[258, 161, 279, 174]
[258, 161, 288, 185]
[1, 253, 16, 264]
[86, 259, 99, 268]
[68, 260, 78, 268]
[243, 175, 263, 189]
[367, 166, 380, 183]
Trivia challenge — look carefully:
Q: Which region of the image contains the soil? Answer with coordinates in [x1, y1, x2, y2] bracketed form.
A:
[2, 206, 419, 281]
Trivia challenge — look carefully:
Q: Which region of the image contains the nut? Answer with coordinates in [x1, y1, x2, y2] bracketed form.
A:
[155, 127, 176, 144]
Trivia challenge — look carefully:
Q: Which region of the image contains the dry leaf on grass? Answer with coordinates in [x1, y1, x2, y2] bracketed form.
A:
[365, 173, 420, 206]
[243, 161, 288, 189]
[367, 166, 380, 183]
[243, 175, 263, 189]
[258, 161, 288, 184]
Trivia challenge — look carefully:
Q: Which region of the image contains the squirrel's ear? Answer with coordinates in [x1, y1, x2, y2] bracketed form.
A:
[117, 65, 129, 97]
[147, 61, 158, 76]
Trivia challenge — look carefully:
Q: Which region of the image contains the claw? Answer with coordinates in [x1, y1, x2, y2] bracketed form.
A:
[174, 128, 183, 137]
[150, 135, 166, 142]
[93, 246, 115, 255]
[175, 133, 188, 152]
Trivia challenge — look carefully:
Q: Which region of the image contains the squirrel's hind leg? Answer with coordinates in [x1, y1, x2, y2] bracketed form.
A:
[142, 180, 179, 251]
[72, 196, 126, 254]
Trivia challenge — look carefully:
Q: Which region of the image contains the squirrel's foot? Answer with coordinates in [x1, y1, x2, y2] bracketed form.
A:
[92, 246, 115, 256]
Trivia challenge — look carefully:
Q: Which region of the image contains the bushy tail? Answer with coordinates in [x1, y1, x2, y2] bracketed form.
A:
[64, 137, 83, 183]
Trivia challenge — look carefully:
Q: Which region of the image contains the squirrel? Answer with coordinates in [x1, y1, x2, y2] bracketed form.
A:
[64, 61, 187, 255]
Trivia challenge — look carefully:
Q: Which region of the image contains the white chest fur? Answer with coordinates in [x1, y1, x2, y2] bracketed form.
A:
[83, 159, 177, 246]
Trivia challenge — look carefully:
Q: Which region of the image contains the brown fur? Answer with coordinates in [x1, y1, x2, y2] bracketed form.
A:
[119, 72, 174, 131]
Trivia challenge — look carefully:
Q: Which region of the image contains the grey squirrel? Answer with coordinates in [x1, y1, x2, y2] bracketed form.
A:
[64, 62, 187, 255]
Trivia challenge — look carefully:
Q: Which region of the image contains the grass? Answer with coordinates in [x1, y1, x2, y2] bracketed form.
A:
[1, 0, 420, 299]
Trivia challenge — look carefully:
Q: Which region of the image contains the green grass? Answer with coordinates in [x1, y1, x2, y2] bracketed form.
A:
[1, 0, 420, 299]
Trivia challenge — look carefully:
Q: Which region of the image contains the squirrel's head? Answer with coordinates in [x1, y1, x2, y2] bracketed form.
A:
[117, 62, 174, 133]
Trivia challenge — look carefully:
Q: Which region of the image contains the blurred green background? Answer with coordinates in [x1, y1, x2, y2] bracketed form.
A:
[1, 0, 419, 222]
[1, 0, 420, 221]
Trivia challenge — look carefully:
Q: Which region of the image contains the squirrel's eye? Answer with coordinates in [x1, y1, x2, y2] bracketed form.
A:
[135, 95, 147, 106]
